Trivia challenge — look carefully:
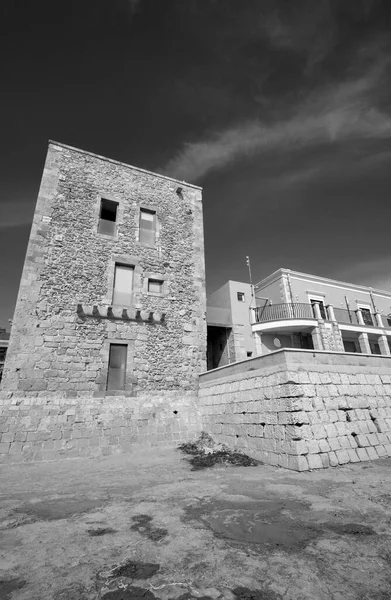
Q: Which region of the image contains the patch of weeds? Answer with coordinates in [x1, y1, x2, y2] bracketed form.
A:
[109, 560, 160, 579]
[131, 515, 168, 541]
[189, 451, 259, 470]
[0, 578, 26, 600]
[178, 432, 260, 470]
[88, 527, 117, 537]
[102, 585, 158, 600]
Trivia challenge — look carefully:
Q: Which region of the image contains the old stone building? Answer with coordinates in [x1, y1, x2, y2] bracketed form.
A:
[0, 142, 206, 460]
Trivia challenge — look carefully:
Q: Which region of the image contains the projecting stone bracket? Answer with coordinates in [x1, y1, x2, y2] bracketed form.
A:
[76, 304, 166, 324]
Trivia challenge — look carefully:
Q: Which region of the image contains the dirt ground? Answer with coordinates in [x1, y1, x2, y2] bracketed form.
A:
[1, 447, 391, 600]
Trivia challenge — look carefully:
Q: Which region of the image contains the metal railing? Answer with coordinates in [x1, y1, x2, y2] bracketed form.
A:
[254, 303, 315, 323]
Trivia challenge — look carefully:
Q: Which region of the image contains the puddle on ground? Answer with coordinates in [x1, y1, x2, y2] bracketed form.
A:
[0, 578, 26, 600]
[131, 514, 168, 542]
[13, 497, 105, 521]
[182, 498, 318, 551]
[102, 586, 158, 600]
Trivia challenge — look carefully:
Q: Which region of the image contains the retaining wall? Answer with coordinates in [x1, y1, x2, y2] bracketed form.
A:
[199, 349, 391, 470]
[0, 391, 201, 464]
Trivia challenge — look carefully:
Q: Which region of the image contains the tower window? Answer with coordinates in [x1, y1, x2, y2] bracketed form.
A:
[139, 209, 156, 245]
[237, 292, 245, 302]
[107, 344, 127, 391]
[112, 265, 134, 306]
[148, 279, 163, 294]
[99, 199, 118, 236]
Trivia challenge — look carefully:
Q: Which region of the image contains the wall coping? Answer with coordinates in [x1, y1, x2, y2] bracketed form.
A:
[199, 348, 391, 382]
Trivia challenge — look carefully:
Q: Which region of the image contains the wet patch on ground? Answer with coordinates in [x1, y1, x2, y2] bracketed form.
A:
[131, 514, 168, 541]
[327, 523, 376, 536]
[182, 497, 378, 552]
[109, 560, 160, 580]
[13, 497, 105, 521]
[232, 586, 282, 600]
[88, 527, 117, 537]
[0, 577, 26, 599]
[101, 585, 158, 600]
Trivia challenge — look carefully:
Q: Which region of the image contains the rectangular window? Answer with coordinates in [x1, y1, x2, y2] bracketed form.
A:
[310, 298, 327, 320]
[237, 292, 245, 302]
[139, 209, 156, 245]
[343, 340, 357, 353]
[112, 265, 133, 306]
[99, 199, 118, 236]
[360, 307, 374, 326]
[107, 344, 127, 391]
[148, 279, 163, 294]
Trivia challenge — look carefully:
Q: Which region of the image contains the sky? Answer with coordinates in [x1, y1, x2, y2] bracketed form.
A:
[1, 0, 391, 329]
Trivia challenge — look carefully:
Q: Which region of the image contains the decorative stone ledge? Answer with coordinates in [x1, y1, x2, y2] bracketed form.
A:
[76, 304, 166, 324]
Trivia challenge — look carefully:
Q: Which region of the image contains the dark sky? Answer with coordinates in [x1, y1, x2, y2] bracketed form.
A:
[1, 0, 391, 329]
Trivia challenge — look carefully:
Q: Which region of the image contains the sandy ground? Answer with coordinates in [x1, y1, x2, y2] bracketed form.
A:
[1, 447, 391, 600]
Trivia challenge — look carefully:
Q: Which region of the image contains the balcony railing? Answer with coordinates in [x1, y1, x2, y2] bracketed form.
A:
[254, 303, 315, 323]
[333, 307, 360, 325]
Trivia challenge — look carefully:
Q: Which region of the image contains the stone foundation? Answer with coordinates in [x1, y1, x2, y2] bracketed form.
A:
[199, 349, 391, 470]
[0, 391, 201, 463]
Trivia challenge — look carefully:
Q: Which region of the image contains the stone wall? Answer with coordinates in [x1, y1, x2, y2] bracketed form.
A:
[199, 349, 391, 470]
[0, 391, 202, 463]
[2, 141, 206, 396]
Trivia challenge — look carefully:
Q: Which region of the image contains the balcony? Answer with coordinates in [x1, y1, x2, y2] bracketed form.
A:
[253, 303, 316, 323]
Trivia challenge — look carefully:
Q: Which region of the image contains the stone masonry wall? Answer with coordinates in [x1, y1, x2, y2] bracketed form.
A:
[199, 349, 391, 471]
[0, 391, 202, 463]
[2, 141, 206, 396]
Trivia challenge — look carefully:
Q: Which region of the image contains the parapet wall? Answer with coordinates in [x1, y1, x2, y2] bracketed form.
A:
[0, 391, 201, 463]
[199, 349, 391, 470]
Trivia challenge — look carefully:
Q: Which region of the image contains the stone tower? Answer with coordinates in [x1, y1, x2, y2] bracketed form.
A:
[0, 142, 206, 460]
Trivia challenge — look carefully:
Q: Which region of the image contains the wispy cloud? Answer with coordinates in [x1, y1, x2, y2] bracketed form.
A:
[161, 60, 391, 182]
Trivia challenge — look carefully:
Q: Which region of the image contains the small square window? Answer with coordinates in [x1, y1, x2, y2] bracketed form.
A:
[247, 351, 253, 358]
[99, 199, 118, 236]
[140, 209, 156, 245]
[237, 292, 245, 302]
[148, 279, 163, 294]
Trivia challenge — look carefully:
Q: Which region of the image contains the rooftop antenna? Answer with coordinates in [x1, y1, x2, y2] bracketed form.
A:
[246, 256, 255, 309]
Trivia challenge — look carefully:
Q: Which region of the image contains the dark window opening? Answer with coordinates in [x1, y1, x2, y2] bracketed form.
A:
[148, 279, 163, 294]
[360, 308, 374, 326]
[237, 292, 245, 302]
[107, 344, 127, 391]
[99, 199, 118, 236]
[247, 351, 253, 357]
[140, 208, 156, 245]
[310, 298, 327, 320]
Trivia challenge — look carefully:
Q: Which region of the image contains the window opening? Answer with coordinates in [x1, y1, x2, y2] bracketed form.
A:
[107, 344, 127, 391]
[237, 292, 245, 302]
[148, 279, 163, 294]
[99, 199, 118, 236]
[113, 265, 133, 306]
[140, 209, 156, 245]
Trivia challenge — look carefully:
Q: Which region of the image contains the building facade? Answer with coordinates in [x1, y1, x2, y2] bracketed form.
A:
[207, 269, 391, 368]
[1, 141, 207, 397]
[207, 280, 255, 369]
[253, 269, 391, 356]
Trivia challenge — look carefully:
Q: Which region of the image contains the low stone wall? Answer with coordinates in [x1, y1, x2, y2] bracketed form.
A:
[0, 391, 201, 464]
[199, 349, 391, 470]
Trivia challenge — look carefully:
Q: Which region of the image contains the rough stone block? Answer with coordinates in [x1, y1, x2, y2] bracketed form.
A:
[367, 433, 379, 446]
[307, 440, 320, 454]
[287, 455, 309, 471]
[347, 449, 360, 463]
[335, 449, 350, 464]
[307, 454, 324, 470]
[0, 443, 10, 454]
[319, 453, 330, 468]
[376, 445, 387, 457]
[356, 447, 369, 461]
[366, 446, 379, 460]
